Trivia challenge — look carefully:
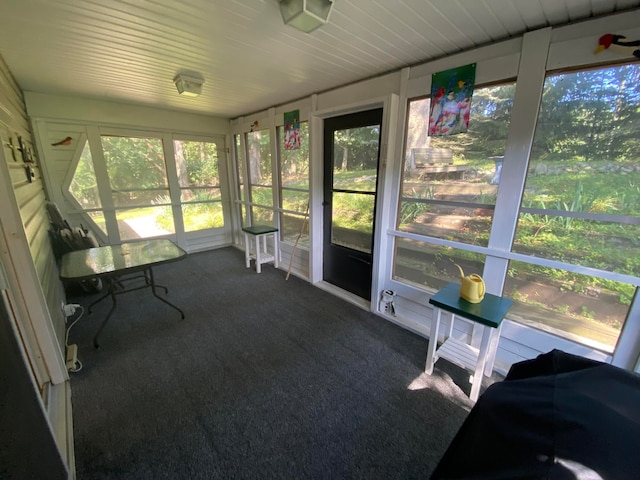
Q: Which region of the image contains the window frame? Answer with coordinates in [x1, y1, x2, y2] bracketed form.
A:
[277, 121, 310, 247]
[64, 127, 229, 244]
[389, 61, 640, 355]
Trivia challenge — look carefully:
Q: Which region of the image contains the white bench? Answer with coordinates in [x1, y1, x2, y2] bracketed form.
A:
[411, 147, 453, 165]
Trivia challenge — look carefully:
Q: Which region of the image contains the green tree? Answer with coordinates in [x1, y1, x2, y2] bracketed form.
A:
[101, 136, 168, 205]
[532, 66, 640, 162]
[333, 125, 380, 172]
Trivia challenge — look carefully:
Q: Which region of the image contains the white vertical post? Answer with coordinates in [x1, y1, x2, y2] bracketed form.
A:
[371, 93, 399, 310]
[612, 290, 640, 370]
[309, 105, 324, 284]
[87, 125, 120, 245]
[163, 133, 185, 247]
[484, 28, 552, 296]
[425, 307, 442, 374]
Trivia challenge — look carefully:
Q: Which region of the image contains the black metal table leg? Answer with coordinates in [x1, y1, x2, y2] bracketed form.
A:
[148, 268, 185, 319]
[88, 290, 111, 314]
[93, 279, 118, 348]
[144, 269, 168, 294]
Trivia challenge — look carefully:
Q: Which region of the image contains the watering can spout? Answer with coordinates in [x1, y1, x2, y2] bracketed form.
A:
[454, 264, 486, 303]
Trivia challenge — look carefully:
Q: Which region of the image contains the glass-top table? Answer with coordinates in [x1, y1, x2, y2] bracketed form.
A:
[60, 239, 187, 347]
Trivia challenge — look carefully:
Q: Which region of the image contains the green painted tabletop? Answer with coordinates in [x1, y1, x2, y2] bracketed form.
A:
[428, 282, 513, 328]
[242, 225, 279, 235]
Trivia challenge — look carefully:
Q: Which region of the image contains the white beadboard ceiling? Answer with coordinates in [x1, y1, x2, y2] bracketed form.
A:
[0, 0, 639, 119]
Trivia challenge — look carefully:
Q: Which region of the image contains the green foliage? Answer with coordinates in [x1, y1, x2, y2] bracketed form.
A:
[475, 189, 496, 205]
[332, 193, 374, 232]
[581, 306, 595, 319]
[556, 182, 593, 231]
[246, 130, 273, 185]
[399, 186, 434, 225]
[182, 203, 224, 230]
[69, 142, 101, 208]
[250, 187, 273, 207]
[333, 124, 381, 171]
[155, 191, 224, 231]
[332, 168, 377, 187]
[101, 136, 167, 192]
[175, 140, 219, 188]
[532, 66, 640, 162]
[91, 137, 224, 233]
[282, 190, 308, 212]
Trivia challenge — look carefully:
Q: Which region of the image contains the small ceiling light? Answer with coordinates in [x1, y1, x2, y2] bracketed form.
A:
[173, 74, 204, 97]
[279, 0, 333, 33]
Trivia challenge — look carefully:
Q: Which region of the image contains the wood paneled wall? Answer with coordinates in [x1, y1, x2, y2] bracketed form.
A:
[0, 53, 66, 387]
[0, 53, 72, 477]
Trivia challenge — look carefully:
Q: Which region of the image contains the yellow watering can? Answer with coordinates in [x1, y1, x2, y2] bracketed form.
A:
[455, 264, 486, 303]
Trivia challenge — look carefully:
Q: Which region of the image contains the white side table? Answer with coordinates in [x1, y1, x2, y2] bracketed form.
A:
[426, 282, 512, 402]
[242, 225, 279, 273]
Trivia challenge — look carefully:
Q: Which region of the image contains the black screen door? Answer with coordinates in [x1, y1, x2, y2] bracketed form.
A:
[323, 108, 383, 300]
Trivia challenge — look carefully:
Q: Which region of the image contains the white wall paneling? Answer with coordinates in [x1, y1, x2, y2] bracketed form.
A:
[0, 57, 73, 476]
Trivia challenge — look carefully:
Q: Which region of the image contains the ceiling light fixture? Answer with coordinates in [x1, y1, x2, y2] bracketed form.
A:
[279, 0, 334, 33]
[173, 74, 204, 97]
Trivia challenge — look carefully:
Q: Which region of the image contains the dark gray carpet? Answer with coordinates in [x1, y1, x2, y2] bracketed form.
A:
[67, 246, 493, 479]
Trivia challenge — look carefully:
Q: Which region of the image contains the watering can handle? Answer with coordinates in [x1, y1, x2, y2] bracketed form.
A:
[470, 274, 485, 296]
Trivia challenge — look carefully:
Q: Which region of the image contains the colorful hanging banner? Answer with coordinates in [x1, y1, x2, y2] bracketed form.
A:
[429, 63, 476, 136]
[284, 110, 301, 150]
